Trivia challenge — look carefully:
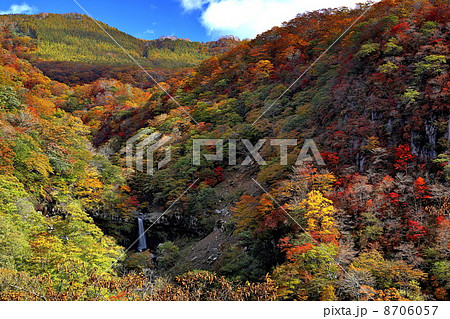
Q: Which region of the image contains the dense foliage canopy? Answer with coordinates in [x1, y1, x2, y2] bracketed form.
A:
[0, 0, 449, 301]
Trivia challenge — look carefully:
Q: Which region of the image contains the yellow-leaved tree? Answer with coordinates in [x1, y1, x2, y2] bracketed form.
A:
[292, 190, 339, 242]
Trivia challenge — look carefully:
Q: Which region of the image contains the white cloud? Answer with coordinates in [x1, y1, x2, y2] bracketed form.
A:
[0, 3, 37, 15]
[179, 0, 367, 39]
[144, 29, 155, 34]
[179, 0, 209, 11]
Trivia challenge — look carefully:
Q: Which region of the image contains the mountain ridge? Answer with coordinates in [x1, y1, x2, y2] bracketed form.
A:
[0, 12, 240, 84]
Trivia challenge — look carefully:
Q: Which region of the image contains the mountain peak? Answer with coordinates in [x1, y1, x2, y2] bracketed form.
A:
[158, 35, 190, 42]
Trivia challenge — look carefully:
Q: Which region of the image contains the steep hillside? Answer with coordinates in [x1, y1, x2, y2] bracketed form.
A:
[0, 26, 126, 298]
[0, 0, 449, 301]
[75, 0, 449, 300]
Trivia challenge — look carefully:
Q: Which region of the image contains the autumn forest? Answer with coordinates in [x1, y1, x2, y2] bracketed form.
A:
[0, 0, 449, 301]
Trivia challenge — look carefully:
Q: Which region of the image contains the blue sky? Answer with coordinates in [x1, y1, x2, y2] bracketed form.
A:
[0, 1, 368, 42]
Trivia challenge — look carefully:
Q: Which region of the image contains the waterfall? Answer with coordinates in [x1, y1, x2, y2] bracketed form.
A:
[137, 217, 148, 252]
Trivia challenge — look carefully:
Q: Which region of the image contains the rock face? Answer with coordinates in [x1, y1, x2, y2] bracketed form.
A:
[173, 208, 236, 271]
[137, 206, 237, 271]
[184, 225, 236, 270]
[158, 36, 190, 42]
[135, 210, 209, 251]
[141, 211, 203, 236]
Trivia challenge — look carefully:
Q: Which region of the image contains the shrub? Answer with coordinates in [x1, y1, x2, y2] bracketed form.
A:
[379, 61, 399, 74]
[383, 39, 403, 56]
[355, 43, 380, 60]
[157, 241, 180, 270]
[0, 86, 21, 111]
[415, 55, 446, 76]
[420, 21, 438, 35]
[401, 88, 420, 105]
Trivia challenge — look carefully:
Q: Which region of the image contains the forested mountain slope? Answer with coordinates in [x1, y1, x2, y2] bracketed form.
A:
[0, 26, 273, 301]
[0, 0, 449, 301]
[0, 12, 240, 67]
[83, 0, 449, 301]
[0, 13, 239, 84]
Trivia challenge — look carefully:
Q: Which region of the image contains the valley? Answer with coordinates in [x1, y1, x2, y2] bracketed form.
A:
[0, 0, 449, 301]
